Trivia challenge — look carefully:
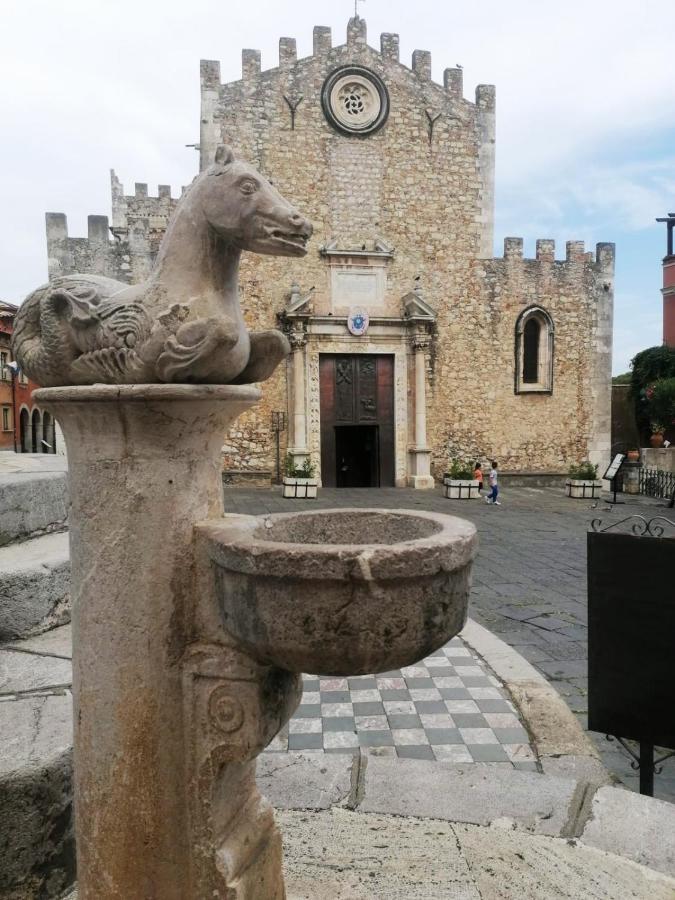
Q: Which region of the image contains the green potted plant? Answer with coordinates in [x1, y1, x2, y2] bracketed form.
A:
[282, 453, 318, 498]
[443, 459, 480, 499]
[565, 461, 602, 499]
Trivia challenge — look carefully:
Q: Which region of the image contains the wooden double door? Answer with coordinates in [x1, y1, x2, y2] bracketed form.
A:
[319, 354, 395, 488]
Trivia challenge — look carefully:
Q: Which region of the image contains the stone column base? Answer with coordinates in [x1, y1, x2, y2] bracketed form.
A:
[408, 449, 435, 490]
[407, 474, 436, 490]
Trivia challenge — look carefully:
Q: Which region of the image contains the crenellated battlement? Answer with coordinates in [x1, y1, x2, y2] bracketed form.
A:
[110, 170, 181, 234]
[199, 17, 494, 106]
[498, 237, 615, 271]
[45, 172, 182, 285]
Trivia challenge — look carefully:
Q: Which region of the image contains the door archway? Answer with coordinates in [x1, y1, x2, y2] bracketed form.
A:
[31, 408, 41, 453]
[20, 407, 30, 453]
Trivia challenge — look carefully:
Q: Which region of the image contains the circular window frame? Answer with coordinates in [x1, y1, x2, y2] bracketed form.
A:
[321, 66, 390, 137]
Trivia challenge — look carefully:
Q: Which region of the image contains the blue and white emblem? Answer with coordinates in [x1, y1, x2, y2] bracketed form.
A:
[347, 308, 369, 336]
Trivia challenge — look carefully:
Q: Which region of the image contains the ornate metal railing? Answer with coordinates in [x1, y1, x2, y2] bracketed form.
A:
[638, 466, 675, 499]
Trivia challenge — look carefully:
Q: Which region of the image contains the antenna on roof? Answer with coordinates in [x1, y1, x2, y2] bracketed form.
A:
[354, 0, 365, 17]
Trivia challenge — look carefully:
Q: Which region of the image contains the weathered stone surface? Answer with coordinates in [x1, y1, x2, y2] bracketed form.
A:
[454, 821, 675, 900]
[257, 752, 352, 810]
[359, 757, 579, 836]
[0, 650, 72, 697]
[0, 532, 70, 640]
[278, 807, 675, 899]
[199, 508, 477, 674]
[36, 385, 299, 900]
[0, 693, 74, 898]
[580, 785, 675, 878]
[0, 471, 67, 546]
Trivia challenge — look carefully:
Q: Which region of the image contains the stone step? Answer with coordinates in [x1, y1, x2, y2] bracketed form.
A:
[0, 531, 70, 640]
[0, 624, 74, 898]
[0, 455, 68, 546]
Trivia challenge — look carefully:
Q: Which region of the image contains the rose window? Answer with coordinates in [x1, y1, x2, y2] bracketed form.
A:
[321, 66, 389, 136]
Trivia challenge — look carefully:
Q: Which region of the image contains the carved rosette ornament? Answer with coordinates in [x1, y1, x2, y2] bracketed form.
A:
[208, 686, 245, 734]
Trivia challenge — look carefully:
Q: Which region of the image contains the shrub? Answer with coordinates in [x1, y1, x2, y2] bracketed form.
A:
[649, 377, 675, 430]
[448, 459, 475, 480]
[284, 453, 316, 479]
[568, 461, 599, 480]
[630, 346, 675, 436]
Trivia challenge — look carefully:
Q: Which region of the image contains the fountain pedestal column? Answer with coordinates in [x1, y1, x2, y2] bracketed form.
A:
[35, 384, 296, 900]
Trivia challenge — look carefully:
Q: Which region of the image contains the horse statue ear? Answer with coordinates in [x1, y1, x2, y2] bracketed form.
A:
[214, 145, 235, 166]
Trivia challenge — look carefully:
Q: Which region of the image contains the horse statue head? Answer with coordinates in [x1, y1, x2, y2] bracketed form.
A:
[197, 145, 313, 256]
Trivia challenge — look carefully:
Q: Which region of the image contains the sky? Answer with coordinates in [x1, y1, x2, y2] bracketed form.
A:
[1, 0, 673, 374]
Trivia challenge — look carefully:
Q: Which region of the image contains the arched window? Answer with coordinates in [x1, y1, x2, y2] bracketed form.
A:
[515, 307, 554, 393]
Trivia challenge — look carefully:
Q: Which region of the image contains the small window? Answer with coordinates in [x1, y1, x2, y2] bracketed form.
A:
[2, 407, 11, 431]
[0, 352, 7, 381]
[515, 307, 554, 393]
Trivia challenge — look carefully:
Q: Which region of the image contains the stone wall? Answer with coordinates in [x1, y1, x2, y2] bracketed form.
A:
[438, 239, 614, 476]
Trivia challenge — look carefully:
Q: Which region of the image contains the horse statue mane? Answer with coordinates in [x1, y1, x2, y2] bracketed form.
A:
[11, 146, 313, 387]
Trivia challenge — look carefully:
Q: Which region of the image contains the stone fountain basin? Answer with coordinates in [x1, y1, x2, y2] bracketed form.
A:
[197, 508, 478, 676]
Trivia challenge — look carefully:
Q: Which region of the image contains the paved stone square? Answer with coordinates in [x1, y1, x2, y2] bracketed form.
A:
[224, 484, 675, 801]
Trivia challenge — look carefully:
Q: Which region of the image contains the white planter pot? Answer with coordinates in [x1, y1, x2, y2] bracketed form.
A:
[282, 477, 318, 499]
[565, 479, 602, 499]
[443, 479, 480, 499]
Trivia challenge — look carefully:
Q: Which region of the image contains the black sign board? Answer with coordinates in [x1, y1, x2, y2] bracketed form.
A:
[587, 520, 675, 751]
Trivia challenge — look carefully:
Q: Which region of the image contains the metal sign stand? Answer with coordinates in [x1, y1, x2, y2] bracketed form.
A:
[603, 453, 625, 505]
[606, 736, 675, 796]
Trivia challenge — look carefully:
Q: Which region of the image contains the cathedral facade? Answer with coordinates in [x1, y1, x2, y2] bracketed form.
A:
[45, 17, 613, 487]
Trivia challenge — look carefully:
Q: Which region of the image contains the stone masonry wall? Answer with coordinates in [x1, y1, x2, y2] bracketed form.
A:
[435, 239, 614, 476]
[198, 17, 498, 477]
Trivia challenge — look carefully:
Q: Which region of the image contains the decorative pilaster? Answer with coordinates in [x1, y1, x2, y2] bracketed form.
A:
[287, 325, 309, 469]
[408, 331, 435, 489]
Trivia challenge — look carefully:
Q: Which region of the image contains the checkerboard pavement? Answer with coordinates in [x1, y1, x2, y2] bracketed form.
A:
[266, 634, 538, 769]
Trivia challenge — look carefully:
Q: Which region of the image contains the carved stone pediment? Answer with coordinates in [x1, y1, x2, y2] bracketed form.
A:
[286, 283, 315, 315]
[403, 287, 436, 320]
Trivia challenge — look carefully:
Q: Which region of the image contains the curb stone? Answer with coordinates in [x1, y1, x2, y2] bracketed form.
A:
[460, 618, 610, 783]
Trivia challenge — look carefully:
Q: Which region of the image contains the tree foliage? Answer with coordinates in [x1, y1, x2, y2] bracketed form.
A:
[629, 346, 675, 433]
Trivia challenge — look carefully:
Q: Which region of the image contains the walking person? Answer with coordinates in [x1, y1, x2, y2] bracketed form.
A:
[485, 461, 501, 505]
[473, 461, 484, 495]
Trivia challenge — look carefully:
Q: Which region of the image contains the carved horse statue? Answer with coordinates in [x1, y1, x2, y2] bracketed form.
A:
[12, 146, 313, 386]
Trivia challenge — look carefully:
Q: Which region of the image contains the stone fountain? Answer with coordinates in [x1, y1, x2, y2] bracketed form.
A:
[19, 148, 477, 898]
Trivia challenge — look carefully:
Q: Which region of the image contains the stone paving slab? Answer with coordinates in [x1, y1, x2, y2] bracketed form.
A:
[581, 785, 675, 878]
[224, 485, 675, 801]
[0, 531, 70, 639]
[0, 461, 68, 545]
[358, 756, 579, 836]
[0, 648, 72, 697]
